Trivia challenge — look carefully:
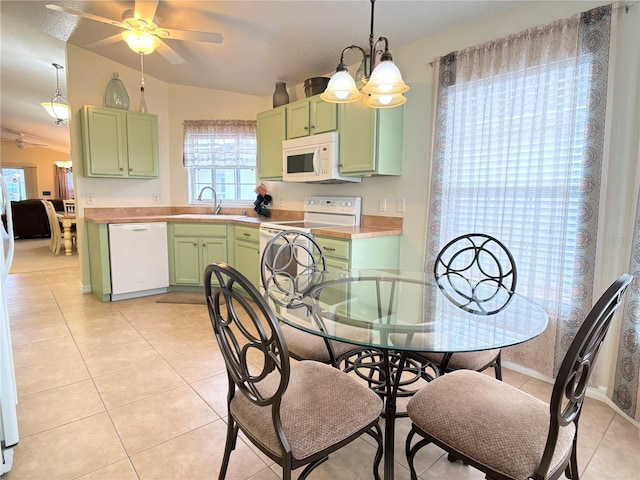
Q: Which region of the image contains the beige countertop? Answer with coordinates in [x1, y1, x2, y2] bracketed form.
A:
[83, 207, 403, 239]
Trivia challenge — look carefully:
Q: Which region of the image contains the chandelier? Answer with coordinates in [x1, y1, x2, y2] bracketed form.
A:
[321, 0, 409, 108]
[40, 63, 70, 125]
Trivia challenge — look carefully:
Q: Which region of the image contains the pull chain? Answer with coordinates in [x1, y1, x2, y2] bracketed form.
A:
[138, 53, 148, 113]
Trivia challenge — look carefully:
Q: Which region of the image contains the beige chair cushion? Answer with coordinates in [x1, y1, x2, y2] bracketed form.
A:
[420, 349, 500, 371]
[230, 360, 383, 461]
[280, 323, 360, 363]
[407, 370, 575, 480]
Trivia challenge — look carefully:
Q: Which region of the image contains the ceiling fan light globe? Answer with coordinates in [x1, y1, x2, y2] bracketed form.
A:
[122, 29, 160, 54]
[362, 60, 409, 96]
[320, 70, 363, 103]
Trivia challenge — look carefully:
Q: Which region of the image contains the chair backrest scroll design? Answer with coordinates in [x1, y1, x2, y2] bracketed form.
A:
[205, 262, 290, 407]
[536, 273, 632, 478]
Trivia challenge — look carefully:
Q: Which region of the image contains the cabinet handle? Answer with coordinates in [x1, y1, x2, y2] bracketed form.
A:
[129, 168, 133, 172]
[193, 243, 198, 246]
[119, 167, 124, 171]
[310, 124, 316, 129]
[243, 233, 251, 237]
[325, 247, 336, 252]
[304, 125, 309, 130]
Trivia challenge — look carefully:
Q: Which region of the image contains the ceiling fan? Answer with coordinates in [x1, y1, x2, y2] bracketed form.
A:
[1, 130, 48, 150]
[45, 1, 223, 65]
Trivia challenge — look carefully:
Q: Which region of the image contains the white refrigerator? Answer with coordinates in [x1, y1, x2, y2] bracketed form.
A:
[0, 175, 18, 475]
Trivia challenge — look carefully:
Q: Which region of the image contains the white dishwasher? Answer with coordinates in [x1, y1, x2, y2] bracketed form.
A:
[108, 222, 169, 301]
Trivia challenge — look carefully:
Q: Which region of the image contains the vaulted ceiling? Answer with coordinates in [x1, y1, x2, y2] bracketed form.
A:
[1, 1, 520, 154]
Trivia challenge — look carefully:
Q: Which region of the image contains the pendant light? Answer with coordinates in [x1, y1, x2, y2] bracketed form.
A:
[41, 63, 70, 125]
[321, 0, 409, 108]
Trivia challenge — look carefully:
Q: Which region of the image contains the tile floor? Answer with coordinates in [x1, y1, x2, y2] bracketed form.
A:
[4, 238, 640, 480]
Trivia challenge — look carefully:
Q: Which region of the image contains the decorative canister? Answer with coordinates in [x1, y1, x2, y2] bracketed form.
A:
[272, 81, 289, 108]
[104, 72, 130, 110]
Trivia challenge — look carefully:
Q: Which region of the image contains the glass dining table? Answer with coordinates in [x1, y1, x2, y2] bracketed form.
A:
[265, 269, 549, 480]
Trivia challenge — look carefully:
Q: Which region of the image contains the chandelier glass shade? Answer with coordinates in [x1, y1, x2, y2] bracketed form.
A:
[320, 0, 408, 108]
[41, 63, 70, 125]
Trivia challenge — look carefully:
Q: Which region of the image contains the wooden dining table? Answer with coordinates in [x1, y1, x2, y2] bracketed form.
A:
[56, 212, 76, 255]
[265, 269, 549, 480]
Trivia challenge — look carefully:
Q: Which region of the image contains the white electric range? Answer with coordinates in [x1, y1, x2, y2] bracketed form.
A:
[258, 196, 361, 285]
[260, 195, 362, 235]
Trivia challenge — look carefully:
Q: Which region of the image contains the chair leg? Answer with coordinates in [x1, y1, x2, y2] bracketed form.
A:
[298, 457, 328, 480]
[218, 418, 238, 480]
[365, 423, 384, 480]
[406, 426, 432, 480]
[493, 351, 503, 381]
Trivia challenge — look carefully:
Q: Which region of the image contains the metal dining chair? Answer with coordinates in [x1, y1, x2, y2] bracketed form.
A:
[424, 233, 517, 379]
[405, 273, 632, 480]
[260, 230, 362, 366]
[205, 262, 384, 480]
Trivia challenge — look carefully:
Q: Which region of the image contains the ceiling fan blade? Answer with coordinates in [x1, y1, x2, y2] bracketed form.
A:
[134, 0, 158, 24]
[157, 28, 223, 44]
[85, 33, 122, 48]
[85, 33, 123, 50]
[46, 4, 128, 29]
[155, 39, 185, 65]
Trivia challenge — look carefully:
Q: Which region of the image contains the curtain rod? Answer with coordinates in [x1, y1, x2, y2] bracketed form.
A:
[426, 3, 635, 68]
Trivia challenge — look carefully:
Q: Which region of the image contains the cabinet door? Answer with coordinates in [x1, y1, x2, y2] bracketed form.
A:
[287, 101, 311, 138]
[257, 107, 286, 180]
[339, 98, 376, 174]
[201, 237, 228, 280]
[310, 97, 338, 134]
[172, 237, 201, 285]
[82, 106, 127, 177]
[339, 98, 404, 176]
[235, 240, 261, 287]
[126, 112, 159, 177]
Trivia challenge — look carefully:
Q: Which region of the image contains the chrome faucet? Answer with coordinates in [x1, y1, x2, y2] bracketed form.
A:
[197, 186, 222, 214]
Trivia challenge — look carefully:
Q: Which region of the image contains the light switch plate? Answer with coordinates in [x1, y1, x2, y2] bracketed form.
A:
[86, 194, 95, 205]
[153, 193, 162, 204]
[397, 198, 405, 213]
[379, 198, 387, 212]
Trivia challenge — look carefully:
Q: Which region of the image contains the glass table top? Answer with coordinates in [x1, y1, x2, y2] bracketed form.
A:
[265, 269, 549, 353]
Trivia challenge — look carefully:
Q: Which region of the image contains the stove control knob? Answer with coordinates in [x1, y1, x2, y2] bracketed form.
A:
[307, 199, 315, 205]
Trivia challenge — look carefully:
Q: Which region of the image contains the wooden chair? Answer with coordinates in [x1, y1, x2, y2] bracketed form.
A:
[62, 199, 76, 216]
[204, 262, 384, 480]
[260, 230, 361, 365]
[423, 233, 517, 379]
[405, 273, 632, 480]
[40, 200, 62, 253]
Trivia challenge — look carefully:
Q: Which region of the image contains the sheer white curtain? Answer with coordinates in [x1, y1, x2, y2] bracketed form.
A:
[182, 120, 256, 168]
[426, 6, 612, 376]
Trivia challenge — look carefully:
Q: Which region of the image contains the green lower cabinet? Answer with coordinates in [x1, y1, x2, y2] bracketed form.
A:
[315, 235, 401, 270]
[169, 223, 228, 287]
[87, 222, 112, 301]
[233, 226, 260, 288]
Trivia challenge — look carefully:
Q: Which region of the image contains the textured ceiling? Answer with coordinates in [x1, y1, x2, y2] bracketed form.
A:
[1, 1, 520, 153]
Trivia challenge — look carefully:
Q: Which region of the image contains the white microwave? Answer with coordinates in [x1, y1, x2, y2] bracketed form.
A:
[282, 132, 361, 183]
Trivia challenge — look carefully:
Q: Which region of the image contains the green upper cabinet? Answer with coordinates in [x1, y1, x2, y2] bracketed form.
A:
[257, 106, 286, 180]
[81, 105, 159, 178]
[339, 97, 404, 176]
[287, 95, 338, 139]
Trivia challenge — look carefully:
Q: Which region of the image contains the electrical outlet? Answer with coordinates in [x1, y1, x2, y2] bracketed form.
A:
[86, 194, 95, 205]
[397, 198, 405, 213]
[379, 198, 387, 212]
[153, 193, 162, 204]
